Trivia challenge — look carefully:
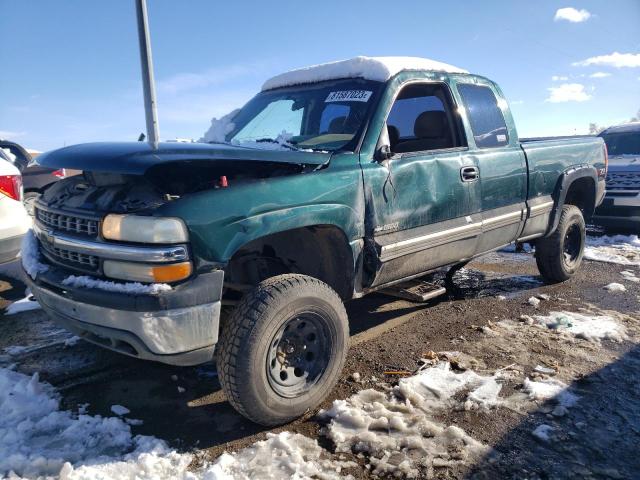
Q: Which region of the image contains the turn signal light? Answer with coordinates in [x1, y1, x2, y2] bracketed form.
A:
[103, 260, 192, 283]
[151, 262, 193, 282]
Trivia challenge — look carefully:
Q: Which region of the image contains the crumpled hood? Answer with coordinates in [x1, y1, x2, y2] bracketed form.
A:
[607, 154, 640, 172]
[35, 142, 331, 175]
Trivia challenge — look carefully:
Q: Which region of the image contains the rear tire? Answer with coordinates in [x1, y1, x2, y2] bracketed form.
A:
[216, 274, 349, 426]
[535, 205, 586, 283]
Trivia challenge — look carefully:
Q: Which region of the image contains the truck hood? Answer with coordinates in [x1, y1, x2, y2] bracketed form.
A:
[35, 142, 331, 175]
[607, 154, 640, 172]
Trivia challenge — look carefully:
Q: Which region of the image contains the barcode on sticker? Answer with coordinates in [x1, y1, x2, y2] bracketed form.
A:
[325, 90, 372, 103]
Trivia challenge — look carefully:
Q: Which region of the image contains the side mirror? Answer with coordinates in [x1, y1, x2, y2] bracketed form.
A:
[377, 144, 394, 161]
[375, 123, 395, 162]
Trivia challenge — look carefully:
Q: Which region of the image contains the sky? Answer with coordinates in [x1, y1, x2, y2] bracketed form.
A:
[0, 0, 639, 151]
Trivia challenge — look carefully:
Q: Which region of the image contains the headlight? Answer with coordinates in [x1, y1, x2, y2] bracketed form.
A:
[103, 260, 192, 283]
[102, 214, 188, 243]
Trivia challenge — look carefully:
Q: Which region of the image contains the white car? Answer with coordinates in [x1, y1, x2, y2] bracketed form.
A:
[0, 154, 31, 264]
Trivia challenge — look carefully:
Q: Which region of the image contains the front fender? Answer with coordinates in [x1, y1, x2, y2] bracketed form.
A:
[217, 203, 361, 261]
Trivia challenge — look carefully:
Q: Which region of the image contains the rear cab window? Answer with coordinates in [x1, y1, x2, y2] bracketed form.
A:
[457, 83, 509, 148]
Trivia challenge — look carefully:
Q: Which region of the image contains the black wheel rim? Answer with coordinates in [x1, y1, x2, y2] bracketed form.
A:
[563, 223, 582, 267]
[266, 312, 331, 398]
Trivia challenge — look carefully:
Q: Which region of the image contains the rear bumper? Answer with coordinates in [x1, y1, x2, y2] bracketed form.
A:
[26, 268, 224, 366]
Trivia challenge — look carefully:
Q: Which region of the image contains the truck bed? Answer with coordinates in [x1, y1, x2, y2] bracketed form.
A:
[520, 135, 606, 201]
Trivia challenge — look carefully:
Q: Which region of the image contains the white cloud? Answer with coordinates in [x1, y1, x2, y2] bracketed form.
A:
[546, 83, 592, 103]
[552, 75, 569, 81]
[554, 7, 591, 23]
[0, 130, 26, 139]
[589, 72, 611, 78]
[573, 52, 640, 68]
[510, 100, 525, 105]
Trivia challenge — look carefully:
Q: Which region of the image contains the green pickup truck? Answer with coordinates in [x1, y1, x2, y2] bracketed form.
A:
[27, 57, 606, 425]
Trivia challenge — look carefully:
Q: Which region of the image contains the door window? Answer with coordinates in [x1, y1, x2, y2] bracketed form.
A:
[386, 83, 464, 154]
[457, 84, 509, 148]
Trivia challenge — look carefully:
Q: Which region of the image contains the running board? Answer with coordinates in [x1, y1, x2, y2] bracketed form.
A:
[378, 279, 447, 303]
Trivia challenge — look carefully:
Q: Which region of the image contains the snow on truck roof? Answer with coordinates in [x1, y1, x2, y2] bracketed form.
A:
[262, 56, 468, 91]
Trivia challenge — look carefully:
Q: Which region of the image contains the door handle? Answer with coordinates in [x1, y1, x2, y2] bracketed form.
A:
[460, 166, 479, 182]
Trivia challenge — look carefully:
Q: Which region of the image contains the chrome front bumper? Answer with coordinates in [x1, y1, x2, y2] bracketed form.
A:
[27, 272, 222, 366]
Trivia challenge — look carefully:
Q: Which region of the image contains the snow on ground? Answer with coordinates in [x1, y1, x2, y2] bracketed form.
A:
[0, 367, 349, 480]
[584, 235, 640, 266]
[262, 56, 468, 91]
[20, 230, 48, 280]
[604, 282, 627, 292]
[202, 432, 352, 480]
[321, 362, 498, 477]
[620, 270, 640, 282]
[110, 405, 131, 416]
[61, 275, 171, 295]
[3, 294, 41, 315]
[531, 311, 627, 343]
[531, 424, 555, 442]
[522, 377, 579, 407]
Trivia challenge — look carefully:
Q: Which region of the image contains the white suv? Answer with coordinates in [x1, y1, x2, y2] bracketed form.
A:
[0, 152, 31, 264]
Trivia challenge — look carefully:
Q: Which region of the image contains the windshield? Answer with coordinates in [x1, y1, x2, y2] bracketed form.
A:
[600, 132, 640, 156]
[225, 79, 382, 152]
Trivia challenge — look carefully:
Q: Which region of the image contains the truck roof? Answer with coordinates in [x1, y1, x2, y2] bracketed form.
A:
[262, 56, 468, 91]
[600, 121, 640, 135]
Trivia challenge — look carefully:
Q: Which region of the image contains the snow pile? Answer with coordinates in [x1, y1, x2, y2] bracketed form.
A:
[321, 362, 496, 477]
[200, 432, 352, 480]
[3, 294, 41, 315]
[199, 109, 240, 143]
[62, 275, 171, 295]
[262, 56, 468, 91]
[0, 367, 173, 478]
[522, 377, 579, 407]
[604, 282, 626, 292]
[532, 311, 627, 342]
[0, 367, 350, 479]
[20, 230, 48, 280]
[584, 235, 640, 266]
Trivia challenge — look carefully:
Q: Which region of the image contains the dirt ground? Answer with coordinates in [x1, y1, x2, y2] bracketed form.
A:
[1, 248, 639, 479]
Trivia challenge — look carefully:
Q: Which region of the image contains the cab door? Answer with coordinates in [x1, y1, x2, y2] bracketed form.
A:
[360, 80, 481, 288]
[456, 82, 527, 253]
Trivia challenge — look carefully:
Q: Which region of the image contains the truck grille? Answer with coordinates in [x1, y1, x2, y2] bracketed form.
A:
[36, 208, 99, 236]
[606, 172, 640, 196]
[39, 240, 99, 270]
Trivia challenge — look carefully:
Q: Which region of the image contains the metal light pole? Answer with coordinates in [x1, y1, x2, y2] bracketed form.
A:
[135, 0, 159, 149]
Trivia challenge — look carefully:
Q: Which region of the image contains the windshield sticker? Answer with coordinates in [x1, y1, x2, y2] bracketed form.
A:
[325, 90, 372, 103]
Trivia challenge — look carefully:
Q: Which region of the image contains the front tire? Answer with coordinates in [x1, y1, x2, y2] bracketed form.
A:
[535, 205, 586, 283]
[216, 274, 349, 426]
